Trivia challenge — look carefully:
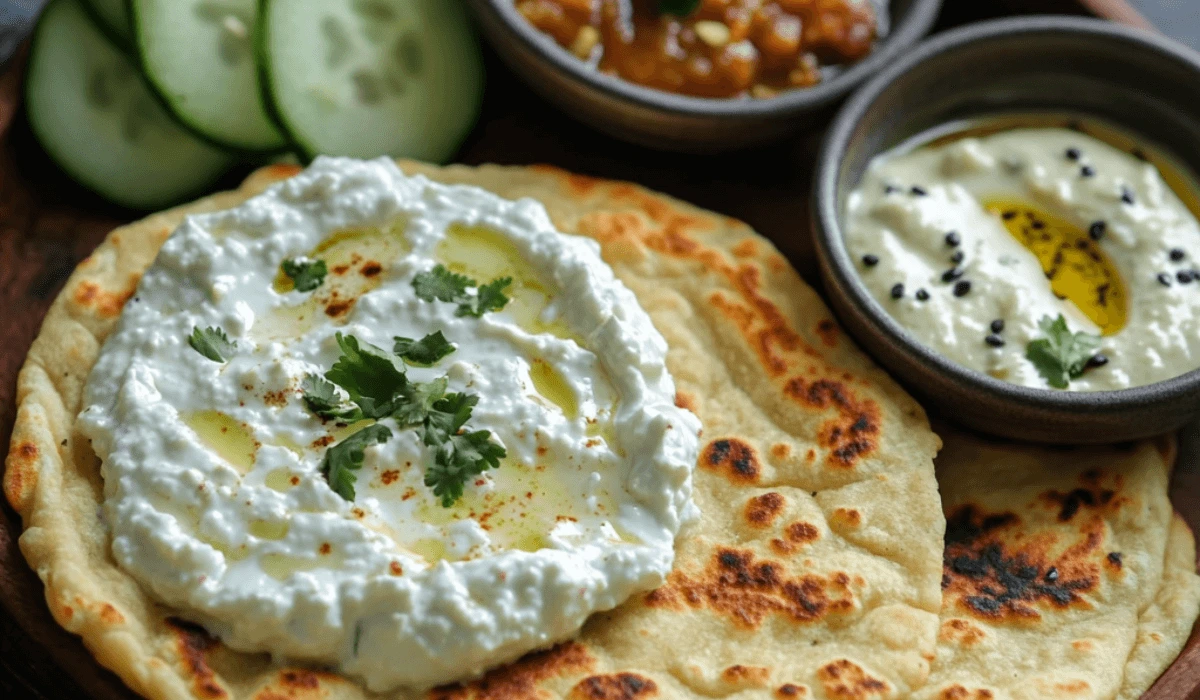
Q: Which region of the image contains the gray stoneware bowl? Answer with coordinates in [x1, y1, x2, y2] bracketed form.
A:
[466, 0, 943, 153]
[812, 16, 1200, 444]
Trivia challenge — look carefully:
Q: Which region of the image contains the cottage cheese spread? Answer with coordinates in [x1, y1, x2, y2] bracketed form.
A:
[846, 127, 1200, 390]
[77, 158, 701, 691]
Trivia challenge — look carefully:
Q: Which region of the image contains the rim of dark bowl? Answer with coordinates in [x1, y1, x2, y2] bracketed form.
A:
[475, 0, 944, 117]
[815, 15, 1200, 414]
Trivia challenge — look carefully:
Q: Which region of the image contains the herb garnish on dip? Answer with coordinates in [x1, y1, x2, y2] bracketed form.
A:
[846, 126, 1200, 391]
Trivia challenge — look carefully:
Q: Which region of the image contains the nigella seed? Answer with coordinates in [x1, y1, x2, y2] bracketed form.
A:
[911, 186, 928, 196]
[890, 283, 905, 299]
[945, 231, 961, 247]
[990, 319, 1005, 333]
[1081, 165, 1096, 177]
[1179, 270, 1194, 284]
[863, 254, 880, 267]
[942, 267, 964, 283]
[950, 250, 965, 264]
[1121, 186, 1135, 205]
[1170, 248, 1186, 262]
[1088, 354, 1110, 368]
[985, 334, 1005, 348]
[1001, 210, 1017, 220]
[1089, 221, 1107, 241]
[953, 280, 972, 297]
[1158, 272, 1173, 287]
[1065, 148, 1081, 161]
[916, 288, 930, 301]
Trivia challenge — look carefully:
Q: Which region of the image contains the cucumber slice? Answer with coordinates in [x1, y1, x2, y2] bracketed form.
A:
[80, 0, 132, 47]
[26, 0, 235, 210]
[131, 0, 288, 152]
[258, 0, 484, 162]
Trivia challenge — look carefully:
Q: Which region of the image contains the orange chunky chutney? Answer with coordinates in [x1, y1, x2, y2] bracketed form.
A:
[515, 0, 879, 99]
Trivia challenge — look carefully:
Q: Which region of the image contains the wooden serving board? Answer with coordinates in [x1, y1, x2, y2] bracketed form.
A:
[1, 2, 1198, 699]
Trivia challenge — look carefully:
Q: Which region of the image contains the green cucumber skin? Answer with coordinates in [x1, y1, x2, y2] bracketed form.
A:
[25, 0, 236, 211]
[254, 0, 309, 162]
[127, 0, 290, 155]
[79, 0, 134, 52]
[255, 0, 485, 163]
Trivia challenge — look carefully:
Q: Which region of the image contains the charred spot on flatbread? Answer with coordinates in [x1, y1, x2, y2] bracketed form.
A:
[168, 618, 227, 699]
[643, 548, 856, 629]
[702, 439, 761, 484]
[783, 378, 880, 468]
[942, 506, 1101, 621]
[744, 493, 786, 528]
[776, 683, 809, 697]
[568, 673, 658, 699]
[429, 642, 594, 700]
[816, 660, 890, 700]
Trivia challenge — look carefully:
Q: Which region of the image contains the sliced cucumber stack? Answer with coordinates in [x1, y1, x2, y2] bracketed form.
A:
[131, 0, 288, 152]
[258, 0, 484, 162]
[26, 0, 235, 210]
[80, 0, 132, 47]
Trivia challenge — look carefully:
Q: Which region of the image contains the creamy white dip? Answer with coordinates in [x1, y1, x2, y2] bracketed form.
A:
[78, 158, 700, 690]
[846, 127, 1200, 391]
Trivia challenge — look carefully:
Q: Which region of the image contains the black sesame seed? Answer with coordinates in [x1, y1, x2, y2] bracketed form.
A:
[1001, 210, 1017, 220]
[862, 254, 880, 267]
[911, 186, 927, 196]
[1120, 186, 1135, 205]
[942, 267, 964, 283]
[1089, 221, 1107, 241]
[915, 288, 930, 301]
[1066, 148, 1081, 161]
[890, 283, 905, 299]
[1030, 220, 1045, 230]
[1088, 354, 1109, 368]
[950, 250, 965, 264]
[985, 334, 1005, 348]
[1170, 248, 1186, 262]
[1081, 165, 1096, 178]
[953, 280, 972, 297]
[990, 319, 1005, 334]
[945, 231, 961, 247]
[1158, 272, 1173, 287]
[1179, 270, 1194, 284]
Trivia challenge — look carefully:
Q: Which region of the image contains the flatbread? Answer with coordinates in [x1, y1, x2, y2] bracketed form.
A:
[4, 161, 945, 699]
[921, 429, 1199, 700]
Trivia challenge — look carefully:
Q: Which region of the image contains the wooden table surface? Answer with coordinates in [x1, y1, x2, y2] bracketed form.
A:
[3, 2, 1199, 698]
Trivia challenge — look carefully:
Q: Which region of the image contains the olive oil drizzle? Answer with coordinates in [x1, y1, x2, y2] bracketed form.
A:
[985, 199, 1127, 336]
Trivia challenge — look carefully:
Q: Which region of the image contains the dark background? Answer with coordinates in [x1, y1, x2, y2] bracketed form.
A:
[1, 1, 1198, 698]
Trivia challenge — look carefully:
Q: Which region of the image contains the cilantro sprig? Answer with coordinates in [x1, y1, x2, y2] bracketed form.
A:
[188, 326, 237, 363]
[1025, 315, 1102, 389]
[281, 257, 328, 292]
[320, 424, 392, 500]
[301, 331, 505, 506]
[412, 265, 513, 318]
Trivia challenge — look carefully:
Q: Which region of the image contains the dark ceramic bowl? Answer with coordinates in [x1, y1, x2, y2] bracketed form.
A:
[466, 0, 942, 153]
[813, 16, 1200, 444]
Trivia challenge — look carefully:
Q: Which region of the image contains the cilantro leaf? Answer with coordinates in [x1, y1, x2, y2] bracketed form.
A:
[320, 424, 392, 500]
[281, 257, 328, 292]
[423, 392, 478, 445]
[413, 265, 472, 303]
[412, 265, 512, 317]
[394, 331, 456, 366]
[325, 333, 410, 418]
[659, 0, 701, 17]
[1025, 315, 1102, 389]
[457, 277, 512, 318]
[188, 326, 237, 363]
[393, 376, 449, 428]
[425, 429, 506, 507]
[301, 374, 364, 422]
